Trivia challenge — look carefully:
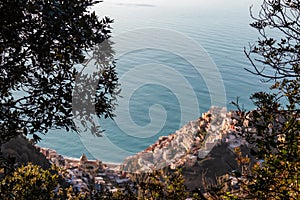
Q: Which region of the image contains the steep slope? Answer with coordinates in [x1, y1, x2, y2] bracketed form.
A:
[121, 107, 230, 173]
[121, 107, 255, 190]
[1, 135, 50, 169]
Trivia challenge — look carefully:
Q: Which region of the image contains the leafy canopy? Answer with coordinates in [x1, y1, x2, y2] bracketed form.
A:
[0, 0, 119, 143]
[204, 1, 299, 199]
[0, 163, 59, 199]
[220, 1, 300, 199]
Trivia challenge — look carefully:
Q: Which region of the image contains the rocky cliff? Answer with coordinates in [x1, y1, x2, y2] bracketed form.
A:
[121, 106, 255, 190]
[121, 107, 241, 173]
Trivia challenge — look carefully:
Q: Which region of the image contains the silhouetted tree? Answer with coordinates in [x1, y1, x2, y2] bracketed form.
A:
[245, 0, 300, 110]
[244, 1, 299, 198]
[218, 1, 300, 199]
[0, 0, 119, 143]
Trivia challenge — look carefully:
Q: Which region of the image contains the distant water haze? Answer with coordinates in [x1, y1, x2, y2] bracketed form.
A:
[38, 0, 270, 163]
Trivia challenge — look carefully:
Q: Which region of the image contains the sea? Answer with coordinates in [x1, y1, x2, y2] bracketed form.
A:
[38, 0, 270, 163]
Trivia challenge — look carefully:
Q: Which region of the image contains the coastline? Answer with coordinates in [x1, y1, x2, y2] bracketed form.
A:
[38, 146, 122, 171]
[63, 156, 122, 166]
[36, 145, 132, 195]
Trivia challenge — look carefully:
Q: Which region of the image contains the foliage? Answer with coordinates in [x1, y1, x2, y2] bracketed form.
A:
[214, 1, 300, 199]
[203, 1, 300, 199]
[243, 1, 300, 198]
[110, 184, 137, 200]
[137, 168, 188, 200]
[0, 164, 192, 200]
[245, 0, 300, 110]
[0, 163, 90, 200]
[86, 168, 189, 200]
[0, 163, 59, 199]
[0, 0, 118, 143]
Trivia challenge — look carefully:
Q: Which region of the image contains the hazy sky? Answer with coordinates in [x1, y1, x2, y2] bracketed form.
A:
[93, 0, 262, 35]
[95, 0, 262, 12]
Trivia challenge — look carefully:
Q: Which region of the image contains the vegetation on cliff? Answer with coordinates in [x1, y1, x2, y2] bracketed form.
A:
[0, 0, 299, 199]
[211, 1, 300, 199]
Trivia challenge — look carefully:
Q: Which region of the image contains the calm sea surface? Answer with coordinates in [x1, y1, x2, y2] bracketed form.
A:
[38, 0, 269, 163]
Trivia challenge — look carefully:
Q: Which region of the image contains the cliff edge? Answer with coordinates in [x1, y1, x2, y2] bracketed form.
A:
[121, 107, 254, 190]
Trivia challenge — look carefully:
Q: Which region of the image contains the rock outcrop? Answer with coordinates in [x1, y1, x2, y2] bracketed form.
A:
[121, 107, 231, 173]
[121, 106, 257, 190]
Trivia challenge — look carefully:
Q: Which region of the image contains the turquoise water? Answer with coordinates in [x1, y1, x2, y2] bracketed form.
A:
[38, 0, 270, 163]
